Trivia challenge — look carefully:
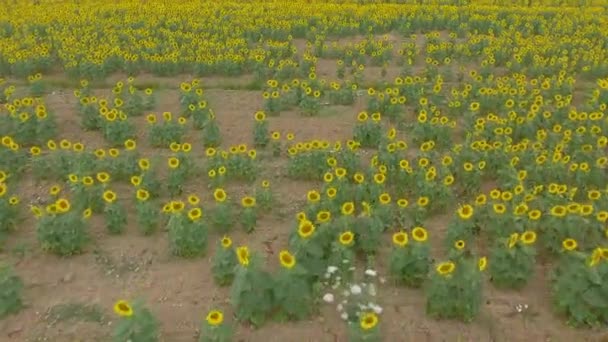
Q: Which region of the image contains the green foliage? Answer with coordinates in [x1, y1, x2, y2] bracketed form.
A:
[199, 310, 234, 342]
[353, 112, 383, 148]
[104, 201, 128, 235]
[211, 239, 238, 287]
[0, 265, 23, 318]
[36, 204, 90, 256]
[273, 254, 314, 321]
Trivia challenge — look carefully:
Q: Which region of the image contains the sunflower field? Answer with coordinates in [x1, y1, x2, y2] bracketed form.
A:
[0, 0, 608, 341]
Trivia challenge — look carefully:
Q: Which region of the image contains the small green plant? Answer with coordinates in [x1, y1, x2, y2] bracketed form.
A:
[389, 228, 431, 288]
[0, 264, 23, 318]
[230, 246, 274, 327]
[255, 180, 274, 211]
[202, 113, 222, 148]
[147, 112, 186, 148]
[212, 236, 238, 286]
[0, 183, 20, 241]
[199, 309, 234, 342]
[112, 299, 159, 342]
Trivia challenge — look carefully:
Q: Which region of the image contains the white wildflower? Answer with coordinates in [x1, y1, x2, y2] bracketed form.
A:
[340, 312, 348, 320]
[327, 266, 338, 274]
[350, 284, 362, 295]
[337, 303, 344, 312]
[365, 269, 377, 277]
[323, 293, 334, 303]
[368, 283, 377, 297]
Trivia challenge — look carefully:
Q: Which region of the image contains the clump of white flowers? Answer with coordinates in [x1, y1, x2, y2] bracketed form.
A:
[320, 261, 385, 323]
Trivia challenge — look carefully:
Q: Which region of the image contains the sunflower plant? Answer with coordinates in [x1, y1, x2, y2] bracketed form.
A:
[253, 111, 270, 148]
[273, 250, 315, 321]
[552, 243, 608, 327]
[167, 203, 208, 258]
[488, 231, 537, 289]
[347, 312, 381, 342]
[230, 246, 274, 327]
[353, 112, 383, 148]
[212, 236, 238, 287]
[199, 309, 234, 342]
[389, 229, 431, 288]
[202, 113, 222, 148]
[102, 190, 127, 235]
[240, 196, 257, 233]
[210, 188, 234, 233]
[35, 198, 90, 256]
[112, 299, 159, 342]
[100, 109, 135, 147]
[167, 156, 188, 197]
[255, 180, 274, 211]
[134, 188, 159, 236]
[0, 264, 23, 318]
[147, 112, 186, 148]
[0, 183, 20, 240]
[426, 258, 483, 322]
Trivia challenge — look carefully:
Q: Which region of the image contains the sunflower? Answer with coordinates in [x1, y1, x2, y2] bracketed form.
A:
[236, 246, 250, 266]
[241, 196, 256, 208]
[520, 231, 537, 244]
[124, 139, 136, 151]
[588, 190, 601, 201]
[478, 257, 488, 271]
[379, 193, 391, 205]
[562, 238, 577, 251]
[55, 198, 71, 213]
[83, 208, 92, 219]
[113, 300, 133, 317]
[397, 199, 409, 208]
[8, 196, 19, 205]
[527, 209, 541, 220]
[360, 312, 379, 330]
[298, 220, 315, 239]
[589, 248, 602, 267]
[130, 175, 142, 187]
[188, 195, 200, 206]
[49, 185, 61, 196]
[82, 176, 94, 187]
[339, 231, 355, 246]
[457, 205, 473, 220]
[279, 250, 296, 269]
[475, 194, 487, 206]
[597, 211, 608, 223]
[493, 203, 506, 214]
[136, 189, 149, 202]
[168, 157, 180, 169]
[353, 172, 365, 184]
[443, 175, 454, 186]
[454, 240, 466, 250]
[213, 188, 227, 203]
[169, 142, 181, 152]
[206, 310, 224, 326]
[221, 236, 232, 249]
[412, 227, 428, 242]
[436, 261, 456, 276]
[341, 202, 355, 216]
[373, 173, 385, 184]
[326, 187, 337, 199]
[96, 172, 110, 183]
[316, 210, 331, 223]
[357, 111, 369, 122]
[188, 208, 202, 222]
[103, 190, 117, 204]
[417, 196, 429, 207]
[335, 167, 347, 178]
[550, 205, 567, 217]
[307, 190, 320, 203]
[254, 111, 266, 122]
[392, 231, 408, 247]
[508, 232, 519, 249]
[138, 158, 150, 171]
[171, 201, 185, 212]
